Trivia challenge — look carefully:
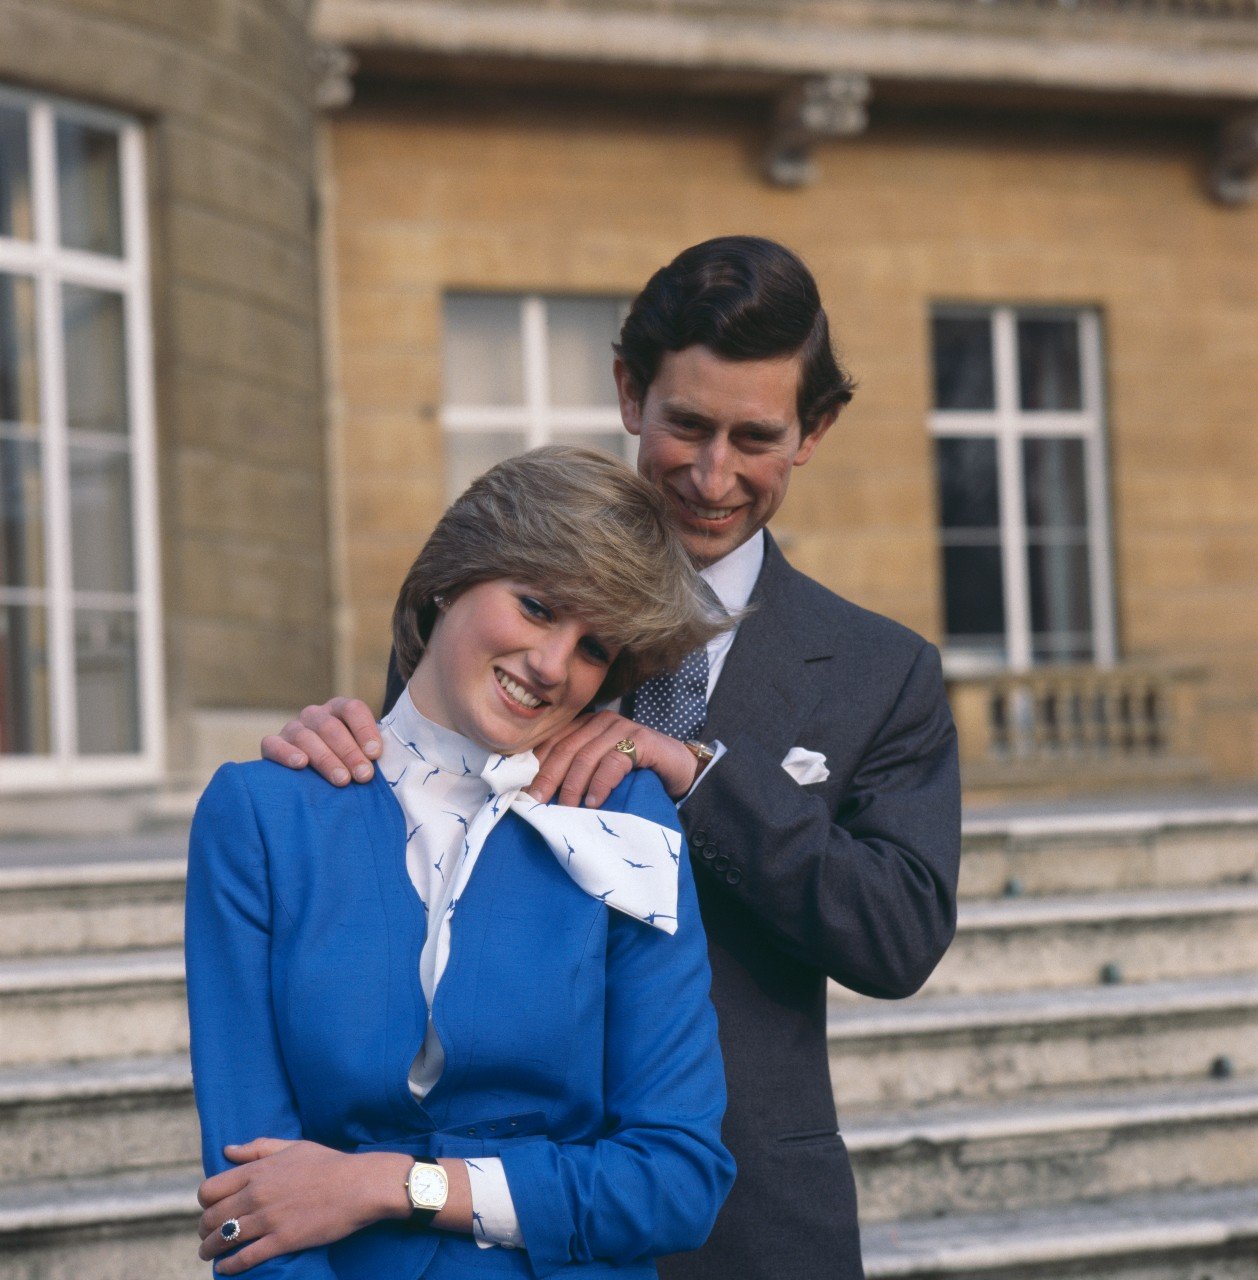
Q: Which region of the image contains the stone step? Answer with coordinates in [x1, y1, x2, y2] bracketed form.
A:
[861, 1182, 1258, 1279]
[828, 973, 1258, 1111]
[0, 860, 185, 960]
[0, 1168, 201, 1280]
[829, 884, 1258, 1000]
[0, 949, 186, 1069]
[959, 804, 1258, 900]
[0, 1055, 196, 1187]
[846, 1076, 1258, 1223]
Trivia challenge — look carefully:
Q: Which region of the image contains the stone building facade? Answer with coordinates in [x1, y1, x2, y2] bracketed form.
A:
[1, 0, 1256, 818]
[315, 0, 1258, 799]
[0, 0, 331, 821]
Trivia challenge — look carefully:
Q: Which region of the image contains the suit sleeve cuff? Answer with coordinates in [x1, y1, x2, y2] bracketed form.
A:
[465, 1157, 524, 1251]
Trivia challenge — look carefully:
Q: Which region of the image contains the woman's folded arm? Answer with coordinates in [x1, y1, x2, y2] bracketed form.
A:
[499, 771, 735, 1275]
[186, 763, 340, 1279]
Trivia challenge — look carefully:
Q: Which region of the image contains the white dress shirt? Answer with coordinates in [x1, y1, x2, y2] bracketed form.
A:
[697, 527, 764, 698]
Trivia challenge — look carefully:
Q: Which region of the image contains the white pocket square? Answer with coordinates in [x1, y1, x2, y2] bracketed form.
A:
[781, 746, 829, 785]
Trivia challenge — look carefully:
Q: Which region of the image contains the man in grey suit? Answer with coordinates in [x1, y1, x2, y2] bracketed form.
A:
[267, 236, 961, 1279]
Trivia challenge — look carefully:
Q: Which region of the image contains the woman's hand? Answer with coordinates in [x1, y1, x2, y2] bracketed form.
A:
[197, 1139, 412, 1273]
[529, 711, 703, 807]
[260, 698, 382, 786]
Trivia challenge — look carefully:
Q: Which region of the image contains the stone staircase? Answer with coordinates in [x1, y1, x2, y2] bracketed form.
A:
[2, 800, 1257, 1277]
[0, 842, 200, 1279]
[835, 802, 1258, 1279]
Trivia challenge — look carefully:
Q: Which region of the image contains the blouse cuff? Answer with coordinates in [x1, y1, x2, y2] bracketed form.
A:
[465, 1156, 525, 1251]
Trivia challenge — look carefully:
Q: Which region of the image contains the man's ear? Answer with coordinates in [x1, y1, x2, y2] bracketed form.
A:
[792, 412, 836, 468]
[613, 358, 644, 437]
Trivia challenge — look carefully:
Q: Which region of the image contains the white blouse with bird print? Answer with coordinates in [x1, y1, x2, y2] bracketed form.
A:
[378, 687, 683, 1250]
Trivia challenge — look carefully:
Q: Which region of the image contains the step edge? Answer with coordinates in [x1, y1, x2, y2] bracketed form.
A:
[0, 1055, 191, 1106]
[0, 860, 187, 892]
[863, 1202, 1258, 1275]
[0, 1178, 200, 1234]
[846, 1091, 1258, 1150]
[828, 974, 1258, 1038]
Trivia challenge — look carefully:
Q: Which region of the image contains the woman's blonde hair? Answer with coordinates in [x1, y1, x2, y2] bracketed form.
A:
[392, 446, 731, 700]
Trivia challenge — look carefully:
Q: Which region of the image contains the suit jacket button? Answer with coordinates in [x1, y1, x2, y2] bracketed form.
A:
[691, 829, 709, 846]
[726, 868, 742, 885]
[712, 854, 730, 872]
[701, 846, 717, 861]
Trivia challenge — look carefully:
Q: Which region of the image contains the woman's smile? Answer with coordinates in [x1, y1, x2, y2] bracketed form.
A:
[492, 667, 547, 712]
[408, 579, 618, 755]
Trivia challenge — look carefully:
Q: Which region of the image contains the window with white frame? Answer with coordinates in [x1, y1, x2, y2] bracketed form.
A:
[441, 293, 632, 498]
[0, 87, 162, 788]
[929, 305, 1115, 673]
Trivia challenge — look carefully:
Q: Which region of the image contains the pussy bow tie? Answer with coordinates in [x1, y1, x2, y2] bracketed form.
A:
[468, 751, 681, 935]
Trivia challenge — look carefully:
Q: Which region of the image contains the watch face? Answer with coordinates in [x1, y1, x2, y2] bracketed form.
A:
[407, 1163, 448, 1211]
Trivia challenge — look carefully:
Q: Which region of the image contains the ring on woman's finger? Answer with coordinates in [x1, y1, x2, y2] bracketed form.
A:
[221, 1218, 243, 1244]
[612, 738, 638, 768]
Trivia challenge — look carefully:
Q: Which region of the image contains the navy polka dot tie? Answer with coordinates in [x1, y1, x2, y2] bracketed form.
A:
[627, 646, 709, 741]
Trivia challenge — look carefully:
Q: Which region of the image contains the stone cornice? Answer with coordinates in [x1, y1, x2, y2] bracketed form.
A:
[315, 0, 1258, 101]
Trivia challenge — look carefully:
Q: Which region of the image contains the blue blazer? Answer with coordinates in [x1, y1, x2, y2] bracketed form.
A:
[186, 761, 734, 1280]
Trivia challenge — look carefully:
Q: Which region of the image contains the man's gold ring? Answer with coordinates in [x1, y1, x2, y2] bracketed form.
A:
[613, 738, 638, 768]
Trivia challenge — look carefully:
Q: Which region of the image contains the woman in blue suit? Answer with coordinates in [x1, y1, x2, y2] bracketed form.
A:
[186, 446, 735, 1278]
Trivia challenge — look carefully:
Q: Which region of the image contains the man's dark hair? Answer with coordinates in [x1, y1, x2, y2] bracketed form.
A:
[614, 235, 856, 436]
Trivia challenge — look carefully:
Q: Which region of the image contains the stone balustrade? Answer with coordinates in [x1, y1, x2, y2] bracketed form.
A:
[949, 661, 1211, 797]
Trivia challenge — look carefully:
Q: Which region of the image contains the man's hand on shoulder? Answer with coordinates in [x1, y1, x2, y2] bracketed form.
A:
[529, 710, 699, 808]
[260, 697, 381, 786]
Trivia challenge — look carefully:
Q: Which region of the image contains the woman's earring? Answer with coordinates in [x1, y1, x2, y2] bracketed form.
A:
[433, 593, 448, 611]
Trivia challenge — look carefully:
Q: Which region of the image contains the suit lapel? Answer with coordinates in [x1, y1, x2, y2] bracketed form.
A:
[703, 533, 836, 759]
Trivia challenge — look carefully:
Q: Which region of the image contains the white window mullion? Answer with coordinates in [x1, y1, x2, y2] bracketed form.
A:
[993, 307, 1032, 671]
[120, 120, 164, 773]
[29, 98, 77, 764]
[1080, 310, 1116, 667]
[521, 296, 548, 450]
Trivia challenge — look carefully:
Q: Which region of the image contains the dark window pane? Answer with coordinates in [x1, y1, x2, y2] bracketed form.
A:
[1, 436, 44, 587]
[63, 285, 129, 434]
[942, 544, 1006, 640]
[1032, 635, 1094, 665]
[74, 608, 140, 754]
[70, 444, 134, 592]
[935, 437, 1000, 529]
[932, 315, 994, 411]
[0, 273, 40, 426]
[56, 119, 123, 256]
[0, 603, 51, 754]
[1023, 437, 1088, 530]
[0, 104, 33, 240]
[1027, 541, 1093, 650]
[1018, 317, 1082, 411]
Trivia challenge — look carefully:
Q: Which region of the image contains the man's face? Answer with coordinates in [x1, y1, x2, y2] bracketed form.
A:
[616, 345, 831, 569]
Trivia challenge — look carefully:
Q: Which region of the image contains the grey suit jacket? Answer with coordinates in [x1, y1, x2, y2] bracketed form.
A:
[657, 533, 961, 1280]
[382, 533, 961, 1280]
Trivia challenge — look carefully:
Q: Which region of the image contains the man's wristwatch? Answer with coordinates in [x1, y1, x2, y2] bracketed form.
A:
[683, 740, 716, 784]
[405, 1158, 449, 1226]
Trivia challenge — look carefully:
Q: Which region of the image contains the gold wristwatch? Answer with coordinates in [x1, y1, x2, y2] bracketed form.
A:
[683, 739, 715, 783]
[405, 1158, 449, 1226]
